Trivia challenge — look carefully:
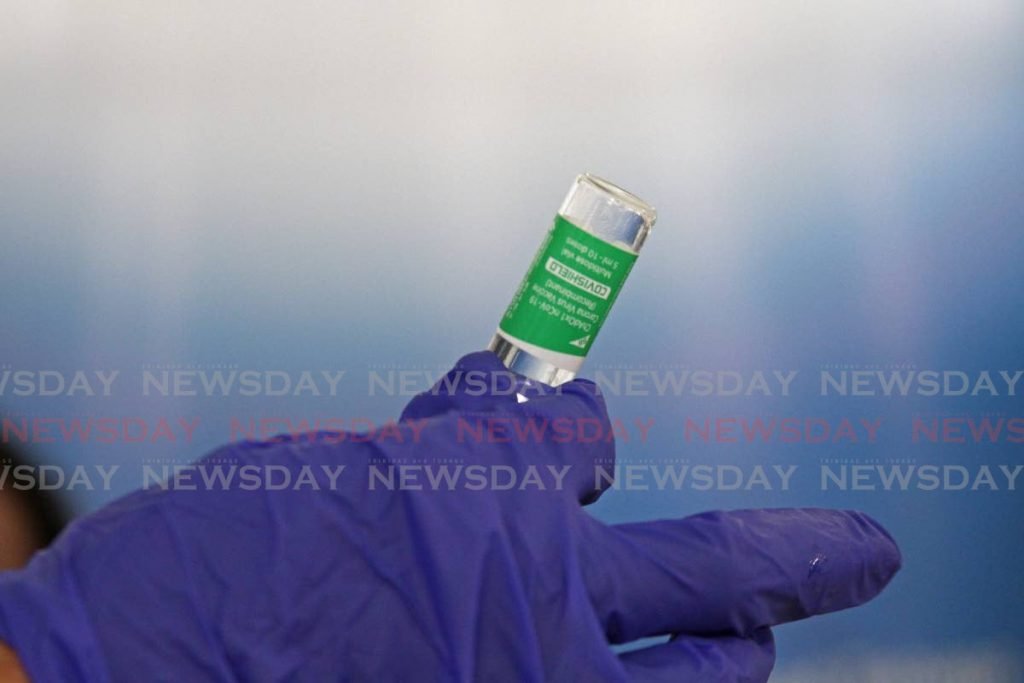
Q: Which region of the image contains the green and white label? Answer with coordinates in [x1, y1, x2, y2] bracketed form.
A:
[499, 215, 638, 356]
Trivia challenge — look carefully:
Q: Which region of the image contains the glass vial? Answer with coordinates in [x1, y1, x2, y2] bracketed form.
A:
[489, 173, 657, 386]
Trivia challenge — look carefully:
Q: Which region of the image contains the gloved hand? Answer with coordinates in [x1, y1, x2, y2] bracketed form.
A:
[0, 351, 901, 682]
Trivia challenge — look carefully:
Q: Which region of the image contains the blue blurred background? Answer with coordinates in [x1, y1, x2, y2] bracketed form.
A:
[2, 1, 1022, 679]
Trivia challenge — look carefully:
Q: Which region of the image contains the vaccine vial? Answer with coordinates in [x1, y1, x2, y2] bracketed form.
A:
[489, 173, 657, 386]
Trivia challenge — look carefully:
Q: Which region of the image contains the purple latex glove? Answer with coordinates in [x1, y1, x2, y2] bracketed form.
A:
[0, 351, 901, 682]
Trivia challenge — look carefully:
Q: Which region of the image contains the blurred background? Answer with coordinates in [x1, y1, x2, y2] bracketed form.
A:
[2, 0, 1022, 679]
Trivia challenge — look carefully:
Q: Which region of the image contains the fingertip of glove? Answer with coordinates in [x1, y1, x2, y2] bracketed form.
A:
[848, 510, 903, 581]
[799, 509, 903, 614]
[562, 377, 602, 395]
[798, 508, 903, 582]
[527, 377, 608, 419]
[453, 350, 506, 374]
[563, 378, 609, 412]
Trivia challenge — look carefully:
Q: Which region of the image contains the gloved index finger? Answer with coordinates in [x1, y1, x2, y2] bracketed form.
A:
[580, 508, 902, 643]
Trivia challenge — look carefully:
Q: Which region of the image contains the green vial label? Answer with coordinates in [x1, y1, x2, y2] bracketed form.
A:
[499, 215, 638, 356]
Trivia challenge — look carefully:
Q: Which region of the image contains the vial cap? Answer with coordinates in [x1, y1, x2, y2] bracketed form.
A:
[559, 173, 657, 253]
